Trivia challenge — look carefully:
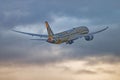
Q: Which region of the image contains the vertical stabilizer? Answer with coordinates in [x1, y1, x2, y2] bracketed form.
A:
[45, 21, 54, 38]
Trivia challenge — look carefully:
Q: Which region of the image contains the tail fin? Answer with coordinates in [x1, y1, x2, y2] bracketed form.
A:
[45, 21, 54, 38]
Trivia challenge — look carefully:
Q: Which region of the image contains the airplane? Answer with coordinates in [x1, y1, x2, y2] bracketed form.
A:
[13, 21, 108, 44]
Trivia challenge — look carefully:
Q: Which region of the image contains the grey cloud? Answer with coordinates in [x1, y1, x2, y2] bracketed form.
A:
[0, 18, 120, 66]
[0, 0, 120, 28]
[61, 66, 97, 75]
[61, 63, 116, 75]
[99, 69, 116, 74]
[84, 55, 120, 66]
[75, 69, 97, 74]
[0, 21, 120, 65]
[0, 0, 120, 65]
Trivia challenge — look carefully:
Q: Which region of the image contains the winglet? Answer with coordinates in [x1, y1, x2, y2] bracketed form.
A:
[105, 26, 109, 30]
[102, 26, 109, 32]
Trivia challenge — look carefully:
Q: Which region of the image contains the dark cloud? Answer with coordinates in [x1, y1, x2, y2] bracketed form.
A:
[0, 0, 120, 28]
[0, 0, 120, 65]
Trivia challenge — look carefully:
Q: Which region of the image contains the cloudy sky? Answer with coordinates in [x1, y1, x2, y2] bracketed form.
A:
[0, 0, 120, 80]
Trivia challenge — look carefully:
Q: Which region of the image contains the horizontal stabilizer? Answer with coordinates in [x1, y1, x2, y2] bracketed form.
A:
[30, 39, 47, 41]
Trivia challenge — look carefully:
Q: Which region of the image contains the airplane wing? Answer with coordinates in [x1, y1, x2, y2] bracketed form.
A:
[87, 26, 109, 35]
[79, 26, 109, 38]
[30, 39, 47, 41]
[12, 30, 48, 38]
[68, 26, 108, 42]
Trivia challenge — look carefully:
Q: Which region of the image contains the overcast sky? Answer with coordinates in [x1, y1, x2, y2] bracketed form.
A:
[0, 0, 120, 80]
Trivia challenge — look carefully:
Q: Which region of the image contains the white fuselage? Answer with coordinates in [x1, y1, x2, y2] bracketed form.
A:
[49, 26, 89, 44]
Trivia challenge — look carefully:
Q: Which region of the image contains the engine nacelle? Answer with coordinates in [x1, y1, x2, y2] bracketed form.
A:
[66, 40, 74, 44]
[84, 35, 94, 41]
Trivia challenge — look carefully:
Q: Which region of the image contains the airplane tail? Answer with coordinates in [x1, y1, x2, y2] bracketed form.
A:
[45, 21, 54, 39]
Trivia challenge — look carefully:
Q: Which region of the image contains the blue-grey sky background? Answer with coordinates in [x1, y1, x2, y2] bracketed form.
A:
[0, 0, 120, 65]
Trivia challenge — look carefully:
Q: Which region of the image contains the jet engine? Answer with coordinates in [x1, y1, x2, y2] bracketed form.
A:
[66, 40, 74, 44]
[84, 35, 94, 41]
